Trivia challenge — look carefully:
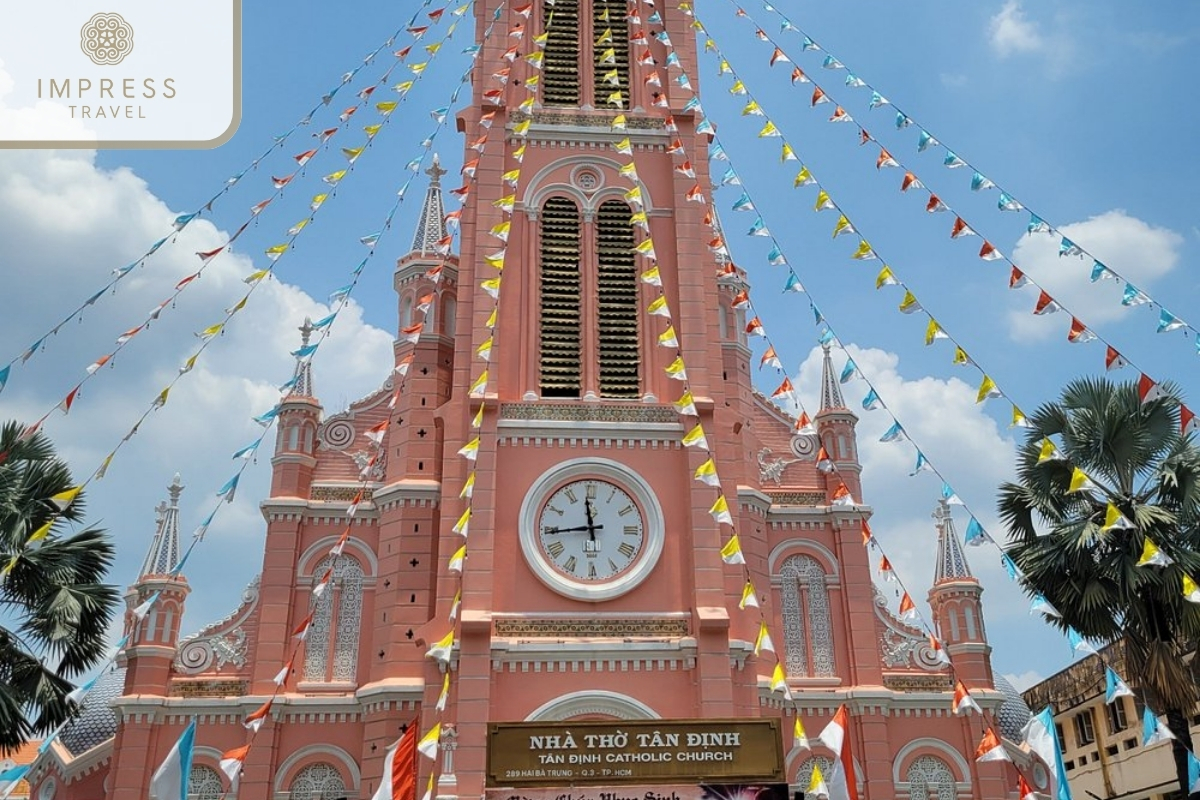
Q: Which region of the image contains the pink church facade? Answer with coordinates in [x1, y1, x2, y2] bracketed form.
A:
[28, 1, 1035, 799]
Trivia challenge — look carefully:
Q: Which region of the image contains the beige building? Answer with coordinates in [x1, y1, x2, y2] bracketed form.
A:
[1023, 646, 1198, 800]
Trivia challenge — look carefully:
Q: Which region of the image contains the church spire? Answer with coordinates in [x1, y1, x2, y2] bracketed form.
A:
[289, 317, 315, 398]
[412, 154, 449, 256]
[139, 474, 183, 578]
[933, 498, 973, 583]
[819, 343, 846, 412]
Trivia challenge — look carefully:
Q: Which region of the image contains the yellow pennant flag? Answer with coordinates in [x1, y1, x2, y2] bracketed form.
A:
[640, 266, 662, 286]
[244, 269, 269, 285]
[794, 167, 814, 187]
[770, 663, 791, 698]
[476, 336, 493, 361]
[693, 458, 720, 487]
[425, 630, 455, 662]
[814, 190, 835, 211]
[469, 370, 488, 397]
[460, 472, 476, 499]
[448, 544, 467, 573]
[310, 193, 328, 210]
[494, 194, 516, 212]
[953, 346, 971, 366]
[976, 375, 1001, 404]
[898, 291, 921, 314]
[322, 170, 346, 185]
[418, 723, 442, 759]
[852, 240, 876, 260]
[458, 437, 480, 460]
[832, 215, 855, 238]
[484, 251, 506, 270]
[647, 296, 671, 318]
[363, 123, 383, 137]
[26, 519, 54, 544]
[1067, 467, 1097, 494]
[807, 763, 829, 796]
[49, 486, 83, 511]
[665, 356, 688, 380]
[611, 114, 627, 130]
[1011, 405, 1029, 428]
[739, 581, 759, 609]
[753, 621, 775, 655]
[481, 277, 502, 298]
[1037, 438, 1060, 463]
[342, 146, 364, 162]
[199, 322, 224, 339]
[710, 495, 734, 526]
[471, 404, 485, 429]
[1184, 575, 1200, 603]
[758, 120, 779, 138]
[485, 307, 498, 328]
[452, 508, 472, 536]
[619, 161, 639, 179]
[435, 671, 451, 712]
[682, 423, 708, 449]
[658, 325, 679, 348]
[793, 718, 809, 750]
[1135, 537, 1170, 565]
[781, 143, 797, 162]
[513, 119, 532, 136]
[925, 319, 947, 346]
[673, 390, 697, 416]
[502, 168, 521, 184]
[1105, 503, 1136, 532]
[720, 534, 744, 564]
[875, 266, 898, 289]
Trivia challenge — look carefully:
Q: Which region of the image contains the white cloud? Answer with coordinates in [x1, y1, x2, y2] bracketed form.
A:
[0, 142, 395, 634]
[988, 1, 1046, 57]
[1004, 670, 1045, 692]
[1006, 210, 1183, 340]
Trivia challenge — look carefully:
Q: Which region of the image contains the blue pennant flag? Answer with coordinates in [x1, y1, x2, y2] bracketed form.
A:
[173, 212, 198, 231]
[839, 358, 858, 384]
[253, 406, 280, 426]
[964, 518, 988, 546]
[0, 365, 9, 395]
[1105, 667, 1132, 703]
[896, 112, 911, 129]
[1090, 261, 1111, 282]
[768, 245, 787, 266]
[290, 343, 319, 358]
[1028, 213, 1051, 234]
[917, 130, 937, 152]
[1000, 553, 1018, 580]
[733, 192, 754, 212]
[862, 388, 881, 410]
[910, 451, 931, 476]
[879, 422, 905, 443]
[817, 328, 835, 345]
[783, 273, 803, 293]
[217, 473, 240, 502]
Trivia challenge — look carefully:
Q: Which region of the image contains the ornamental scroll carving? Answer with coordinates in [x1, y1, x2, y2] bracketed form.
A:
[174, 576, 259, 675]
[873, 586, 944, 672]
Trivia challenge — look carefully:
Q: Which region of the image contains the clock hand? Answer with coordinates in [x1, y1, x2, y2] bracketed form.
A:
[545, 525, 593, 534]
[584, 498, 598, 543]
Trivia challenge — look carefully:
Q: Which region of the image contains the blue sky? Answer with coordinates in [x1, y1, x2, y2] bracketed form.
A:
[2, 0, 1199, 695]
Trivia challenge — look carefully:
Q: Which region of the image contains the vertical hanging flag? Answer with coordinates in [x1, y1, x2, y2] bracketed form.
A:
[1022, 708, 1071, 800]
[371, 722, 419, 800]
[148, 719, 198, 800]
[818, 706, 859, 800]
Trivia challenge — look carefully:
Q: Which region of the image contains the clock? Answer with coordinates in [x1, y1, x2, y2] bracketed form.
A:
[537, 479, 645, 582]
[519, 458, 665, 601]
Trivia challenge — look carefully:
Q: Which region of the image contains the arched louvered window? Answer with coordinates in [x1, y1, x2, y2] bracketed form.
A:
[187, 766, 224, 800]
[541, 0, 580, 106]
[906, 756, 956, 800]
[780, 555, 836, 678]
[303, 556, 365, 683]
[595, 200, 639, 397]
[289, 764, 347, 800]
[592, 0, 629, 107]
[539, 197, 582, 397]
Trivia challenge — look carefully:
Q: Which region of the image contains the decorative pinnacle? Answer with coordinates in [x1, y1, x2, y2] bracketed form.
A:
[299, 317, 314, 348]
[426, 153, 447, 185]
[168, 473, 184, 505]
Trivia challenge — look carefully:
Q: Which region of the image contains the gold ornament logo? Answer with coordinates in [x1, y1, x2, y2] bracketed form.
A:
[80, 12, 134, 66]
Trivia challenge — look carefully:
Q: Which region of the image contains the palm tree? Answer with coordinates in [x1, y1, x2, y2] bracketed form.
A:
[999, 378, 1200, 800]
[0, 421, 118, 753]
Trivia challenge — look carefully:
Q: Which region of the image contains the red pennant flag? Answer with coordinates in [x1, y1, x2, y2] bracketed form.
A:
[901, 172, 921, 192]
[1105, 346, 1127, 371]
[950, 217, 974, 238]
[926, 194, 947, 213]
[294, 149, 317, 166]
[375, 723, 419, 800]
[244, 698, 274, 732]
[861, 519, 873, 545]
[811, 86, 826, 106]
[1181, 404, 1197, 436]
[898, 592, 916, 619]
[1138, 373, 1165, 404]
[196, 246, 225, 262]
[1033, 291, 1060, 315]
[1067, 317, 1095, 343]
[790, 67, 807, 84]
[1009, 266, 1027, 289]
[731, 289, 750, 309]
[771, 377, 794, 398]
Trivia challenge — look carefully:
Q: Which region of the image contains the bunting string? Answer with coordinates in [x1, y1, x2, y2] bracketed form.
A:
[682, 2, 1200, 774]
[713, 0, 1198, 357]
[0, 1, 448, 393]
[5, 9, 488, 790]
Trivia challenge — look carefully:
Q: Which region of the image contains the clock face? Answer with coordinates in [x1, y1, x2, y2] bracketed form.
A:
[537, 479, 645, 582]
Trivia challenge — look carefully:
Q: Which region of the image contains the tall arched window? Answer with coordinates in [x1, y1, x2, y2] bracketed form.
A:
[780, 555, 836, 677]
[442, 295, 457, 336]
[906, 756, 956, 800]
[541, 0, 580, 106]
[592, 0, 629, 107]
[289, 764, 347, 800]
[187, 766, 224, 800]
[303, 556, 365, 683]
[595, 200, 639, 397]
[399, 295, 414, 329]
[539, 197, 582, 397]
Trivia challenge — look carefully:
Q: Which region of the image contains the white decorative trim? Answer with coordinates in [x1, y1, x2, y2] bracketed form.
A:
[524, 155, 658, 215]
[525, 691, 660, 721]
[274, 745, 362, 795]
[892, 738, 971, 784]
[767, 539, 841, 579]
[519, 458, 664, 602]
[297, 537, 378, 579]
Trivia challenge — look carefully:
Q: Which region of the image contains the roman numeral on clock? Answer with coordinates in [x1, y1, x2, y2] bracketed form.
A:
[617, 542, 636, 558]
[546, 541, 565, 558]
[588, 562, 597, 579]
[624, 525, 640, 536]
[563, 487, 577, 504]
[618, 505, 635, 517]
[563, 556, 577, 574]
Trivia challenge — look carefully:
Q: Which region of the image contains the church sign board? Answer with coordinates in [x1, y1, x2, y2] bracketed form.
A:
[485, 719, 785, 788]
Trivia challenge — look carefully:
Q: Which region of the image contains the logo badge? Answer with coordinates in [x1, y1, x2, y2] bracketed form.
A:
[80, 12, 134, 66]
